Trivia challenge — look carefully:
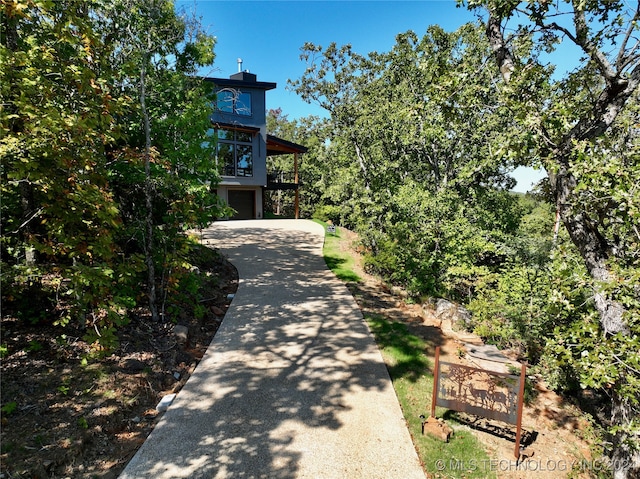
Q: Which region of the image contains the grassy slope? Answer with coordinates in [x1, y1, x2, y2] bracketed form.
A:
[317, 221, 495, 479]
[320, 223, 361, 283]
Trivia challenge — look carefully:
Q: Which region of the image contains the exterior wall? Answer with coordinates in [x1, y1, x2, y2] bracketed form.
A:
[212, 85, 268, 187]
[209, 73, 275, 219]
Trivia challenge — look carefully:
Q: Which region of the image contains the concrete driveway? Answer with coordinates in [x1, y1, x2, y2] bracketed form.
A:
[119, 219, 425, 479]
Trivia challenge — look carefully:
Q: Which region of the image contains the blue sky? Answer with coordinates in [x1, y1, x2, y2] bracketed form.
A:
[176, 0, 547, 191]
[178, 1, 479, 118]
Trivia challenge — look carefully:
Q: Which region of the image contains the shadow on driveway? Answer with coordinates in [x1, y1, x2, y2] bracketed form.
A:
[119, 220, 425, 479]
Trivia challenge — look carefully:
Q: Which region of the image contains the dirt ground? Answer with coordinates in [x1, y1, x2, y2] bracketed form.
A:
[1, 244, 239, 478]
[1, 227, 598, 479]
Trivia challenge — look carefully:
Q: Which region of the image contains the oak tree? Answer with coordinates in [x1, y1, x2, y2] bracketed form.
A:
[462, 1, 640, 475]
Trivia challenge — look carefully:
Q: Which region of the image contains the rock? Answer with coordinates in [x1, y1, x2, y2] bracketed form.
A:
[435, 298, 456, 319]
[156, 393, 176, 412]
[173, 325, 189, 346]
[211, 306, 225, 316]
[435, 298, 472, 332]
[121, 358, 146, 373]
[422, 416, 452, 442]
[454, 306, 472, 331]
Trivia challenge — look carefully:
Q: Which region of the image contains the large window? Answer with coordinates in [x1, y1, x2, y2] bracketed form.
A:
[215, 129, 253, 177]
[216, 89, 252, 117]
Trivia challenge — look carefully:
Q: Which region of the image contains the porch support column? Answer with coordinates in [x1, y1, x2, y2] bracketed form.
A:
[294, 152, 299, 219]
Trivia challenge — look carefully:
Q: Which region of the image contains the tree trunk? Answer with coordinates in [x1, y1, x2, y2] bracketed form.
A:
[551, 163, 628, 335]
[485, 14, 514, 84]
[611, 389, 640, 479]
[553, 161, 640, 478]
[351, 135, 370, 191]
[140, 62, 159, 322]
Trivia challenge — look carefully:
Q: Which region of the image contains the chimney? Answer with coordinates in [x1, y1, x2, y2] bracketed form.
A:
[230, 58, 257, 82]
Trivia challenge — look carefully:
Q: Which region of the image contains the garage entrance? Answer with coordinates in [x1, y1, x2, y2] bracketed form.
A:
[228, 190, 255, 220]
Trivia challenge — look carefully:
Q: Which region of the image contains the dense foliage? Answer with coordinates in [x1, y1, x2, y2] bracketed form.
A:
[2, 0, 638, 476]
[289, 5, 639, 476]
[290, 24, 523, 299]
[1, 0, 223, 348]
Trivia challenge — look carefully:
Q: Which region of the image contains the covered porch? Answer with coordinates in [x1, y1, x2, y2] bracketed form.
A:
[265, 135, 308, 219]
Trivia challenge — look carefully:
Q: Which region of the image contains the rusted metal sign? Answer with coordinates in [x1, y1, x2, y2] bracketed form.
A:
[430, 346, 526, 458]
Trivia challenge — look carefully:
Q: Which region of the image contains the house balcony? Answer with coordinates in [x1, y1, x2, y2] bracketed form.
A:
[266, 171, 299, 191]
[265, 134, 307, 218]
[265, 135, 306, 192]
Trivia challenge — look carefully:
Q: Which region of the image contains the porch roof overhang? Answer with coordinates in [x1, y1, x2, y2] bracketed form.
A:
[266, 135, 308, 156]
[211, 121, 260, 135]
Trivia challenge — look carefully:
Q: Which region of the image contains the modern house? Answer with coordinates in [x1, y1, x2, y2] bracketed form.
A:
[206, 66, 307, 220]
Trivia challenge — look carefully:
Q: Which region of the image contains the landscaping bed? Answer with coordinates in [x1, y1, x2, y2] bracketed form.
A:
[1, 244, 238, 478]
[326, 225, 599, 479]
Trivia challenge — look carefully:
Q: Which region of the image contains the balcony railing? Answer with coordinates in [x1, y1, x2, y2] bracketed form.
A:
[266, 171, 299, 190]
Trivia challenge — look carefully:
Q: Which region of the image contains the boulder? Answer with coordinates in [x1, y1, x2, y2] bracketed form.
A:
[435, 298, 472, 332]
[421, 416, 452, 442]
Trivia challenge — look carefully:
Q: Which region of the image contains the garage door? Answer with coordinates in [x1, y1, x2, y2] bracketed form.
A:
[228, 190, 255, 220]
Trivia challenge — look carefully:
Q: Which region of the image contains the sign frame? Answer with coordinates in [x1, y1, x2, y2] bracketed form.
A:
[430, 346, 526, 459]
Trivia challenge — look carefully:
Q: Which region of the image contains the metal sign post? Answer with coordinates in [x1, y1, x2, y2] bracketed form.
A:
[514, 362, 526, 459]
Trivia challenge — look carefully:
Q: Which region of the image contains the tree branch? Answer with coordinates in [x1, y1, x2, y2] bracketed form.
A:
[616, 5, 640, 70]
[571, 3, 618, 83]
[10, 207, 43, 235]
[568, 60, 640, 142]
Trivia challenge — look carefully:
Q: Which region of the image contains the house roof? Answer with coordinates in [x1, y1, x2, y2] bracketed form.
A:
[203, 75, 277, 91]
[267, 135, 308, 156]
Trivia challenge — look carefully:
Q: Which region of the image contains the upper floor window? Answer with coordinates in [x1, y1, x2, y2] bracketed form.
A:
[216, 89, 252, 117]
[215, 129, 253, 177]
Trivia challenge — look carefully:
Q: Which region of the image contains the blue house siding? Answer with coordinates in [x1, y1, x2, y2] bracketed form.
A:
[206, 72, 276, 219]
[206, 71, 305, 219]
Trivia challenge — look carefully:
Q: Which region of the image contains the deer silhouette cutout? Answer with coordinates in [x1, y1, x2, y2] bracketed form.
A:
[467, 383, 489, 407]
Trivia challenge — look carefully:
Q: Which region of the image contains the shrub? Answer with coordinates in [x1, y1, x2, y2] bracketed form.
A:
[312, 204, 344, 224]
